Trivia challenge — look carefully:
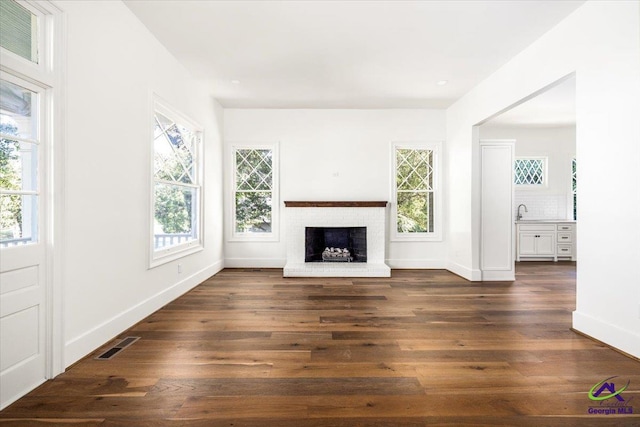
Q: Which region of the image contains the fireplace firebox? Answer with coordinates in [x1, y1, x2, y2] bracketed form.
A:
[305, 227, 367, 263]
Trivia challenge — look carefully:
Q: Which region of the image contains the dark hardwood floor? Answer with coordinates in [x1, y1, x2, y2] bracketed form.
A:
[2, 262, 639, 426]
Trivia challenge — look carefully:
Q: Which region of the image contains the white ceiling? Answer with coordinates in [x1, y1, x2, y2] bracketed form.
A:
[124, 0, 584, 109]
[484, 75, 576, 128]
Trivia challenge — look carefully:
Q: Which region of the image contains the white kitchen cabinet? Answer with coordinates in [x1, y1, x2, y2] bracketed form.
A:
[518, 232, 555, 256]
[516, 222, 576, 261]
[557, 244, 572, 257]
[555, 223, 575, 260]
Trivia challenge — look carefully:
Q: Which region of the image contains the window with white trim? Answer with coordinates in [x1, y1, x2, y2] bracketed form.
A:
[151, 99, 203, 264]
[0, 76, 41, 248]
[514, 157, 547, 186]
[0, 0, 38, 63]
[572, 157, 577, 220]
[392, 142, 441, 241]
[231, 145, 278, 240]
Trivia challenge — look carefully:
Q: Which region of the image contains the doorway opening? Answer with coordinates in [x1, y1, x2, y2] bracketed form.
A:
[476, 73, 577, 280]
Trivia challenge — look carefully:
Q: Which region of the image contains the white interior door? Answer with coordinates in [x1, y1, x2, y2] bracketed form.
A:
[0, 72, 48, 409]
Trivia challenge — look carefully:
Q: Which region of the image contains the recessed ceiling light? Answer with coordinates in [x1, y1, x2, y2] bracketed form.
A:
[231, 79, 240, 84]
[436, 80, 448, 86]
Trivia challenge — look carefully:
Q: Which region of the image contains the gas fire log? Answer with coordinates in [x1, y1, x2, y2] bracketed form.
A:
[322, 247, 353, 262]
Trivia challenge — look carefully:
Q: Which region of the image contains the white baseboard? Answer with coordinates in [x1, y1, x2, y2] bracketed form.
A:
[573, 311, 640, 359]
[386, 259, 447, 269]
[481, 270, 515, 281]
[447, 261, 482, 282]
[224, 258, 286, 268]
[64, 260, 224, 367]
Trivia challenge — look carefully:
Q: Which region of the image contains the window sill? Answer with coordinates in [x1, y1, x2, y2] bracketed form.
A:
[390, 233, 442, 242]
[149, 243, 203, 269]
[228, 233, 279, 243]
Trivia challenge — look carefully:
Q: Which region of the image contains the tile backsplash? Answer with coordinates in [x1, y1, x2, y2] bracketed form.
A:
[514, 193, 570, 220]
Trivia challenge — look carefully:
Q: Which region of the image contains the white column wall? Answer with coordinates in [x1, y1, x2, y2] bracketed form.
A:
[479, 141, 515, 281]
[446, 1, 640, 357]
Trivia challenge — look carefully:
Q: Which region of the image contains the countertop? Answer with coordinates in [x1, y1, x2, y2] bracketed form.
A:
[515, 219, 576, 224]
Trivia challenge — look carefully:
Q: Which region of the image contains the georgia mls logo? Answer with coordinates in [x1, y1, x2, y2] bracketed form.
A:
[587, 376, 634, 415]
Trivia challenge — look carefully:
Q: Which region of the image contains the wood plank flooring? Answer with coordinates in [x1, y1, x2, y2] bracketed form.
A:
[2, 262, 640, 426]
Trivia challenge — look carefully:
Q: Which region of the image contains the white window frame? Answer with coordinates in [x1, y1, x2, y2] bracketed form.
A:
[0, 72, 44, 248]
[149, 97, 204, 267]
[514, 156, 548, 188]
[390, 141, 442, 242]
[228, 142, 279, 242]
[0, 1, 53, 81]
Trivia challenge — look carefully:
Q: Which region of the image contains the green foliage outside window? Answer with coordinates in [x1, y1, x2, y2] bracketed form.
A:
[235, 149, 273, 233]
[153, 109, 199, 248]
[396, 148, 434, 233]
[0, 121, 21, 239]
[154, 184, 193, 234]
[235, 192, 272, 233]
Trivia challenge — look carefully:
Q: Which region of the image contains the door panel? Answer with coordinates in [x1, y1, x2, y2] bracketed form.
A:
[518, 233, 537, 255]
[0, 304, 40, 371]
[0, 265, 37, 295]
[0, 73, 47, 409]
[537, 233, 555, 255]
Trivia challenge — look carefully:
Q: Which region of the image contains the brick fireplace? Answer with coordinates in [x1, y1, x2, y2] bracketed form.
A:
[283, 201, 391, 277]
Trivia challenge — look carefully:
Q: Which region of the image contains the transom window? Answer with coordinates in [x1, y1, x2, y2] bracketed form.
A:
[231, 145, 279, 240]
[392, 142, 441, 241]
[151, 99, 203, 265]
[514, 158, 546, 186]
[0, 0, 38, 63]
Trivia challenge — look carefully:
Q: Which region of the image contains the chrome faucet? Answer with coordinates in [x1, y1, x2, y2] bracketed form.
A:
[516, 204, 528, 221]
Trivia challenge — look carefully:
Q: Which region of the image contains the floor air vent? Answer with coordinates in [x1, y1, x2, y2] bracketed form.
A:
[95, 336, 140, 360]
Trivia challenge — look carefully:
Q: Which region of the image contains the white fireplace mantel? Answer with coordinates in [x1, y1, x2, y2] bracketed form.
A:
[283, 201, 391, 277]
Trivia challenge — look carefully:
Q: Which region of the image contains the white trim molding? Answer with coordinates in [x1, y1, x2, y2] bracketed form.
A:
[65, 260, 223, 367]
[390, 141, 443, 242]
[227, 142, 280, 242]
[149, 95, 205, 268]
[573, 310, 640, 359]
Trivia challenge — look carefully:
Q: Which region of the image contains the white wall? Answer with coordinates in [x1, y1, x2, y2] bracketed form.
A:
[223, 109, 447, 269]
[481, 126, 576, 220]
[58, 0, 224, 366]
[446, 2, 640, 356]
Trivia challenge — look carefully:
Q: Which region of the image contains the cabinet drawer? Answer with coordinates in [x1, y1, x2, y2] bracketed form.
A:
[557, 224, 574, 231]
[557, 244, 573, 256]
[557, 232, 572, 243]
[518, 224, 556, 232]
